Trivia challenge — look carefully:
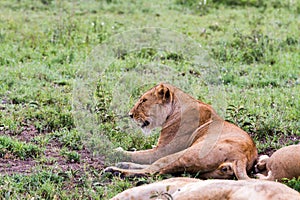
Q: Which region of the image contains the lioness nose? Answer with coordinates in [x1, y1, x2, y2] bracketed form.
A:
[128, 112, 133, 118]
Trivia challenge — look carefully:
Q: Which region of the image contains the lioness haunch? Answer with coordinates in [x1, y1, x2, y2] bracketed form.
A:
[105, 83, 258, 179]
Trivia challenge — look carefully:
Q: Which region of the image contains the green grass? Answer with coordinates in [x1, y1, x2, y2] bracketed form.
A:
[0, 135, 42, 159]
[0, 0, 299, 199]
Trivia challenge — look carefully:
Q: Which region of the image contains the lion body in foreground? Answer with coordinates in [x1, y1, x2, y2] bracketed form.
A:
[110, 177, 300, 200]
[106, 83, 257, 179]
[255, 144, 300, 181]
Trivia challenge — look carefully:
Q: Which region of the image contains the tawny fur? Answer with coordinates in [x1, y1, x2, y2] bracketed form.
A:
[255, 145, 300, 181]
[105, 83, 258, 179]
[111, 177, 300, 200]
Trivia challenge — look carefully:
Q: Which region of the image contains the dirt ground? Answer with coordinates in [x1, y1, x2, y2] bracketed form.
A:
[0, 125, 104, 175]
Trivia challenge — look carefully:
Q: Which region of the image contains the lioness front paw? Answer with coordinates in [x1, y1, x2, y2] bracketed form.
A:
[103, 166, 123, 177]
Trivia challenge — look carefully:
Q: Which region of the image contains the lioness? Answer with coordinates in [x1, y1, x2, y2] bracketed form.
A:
[255, 144, 300, 181]
[111, 177, 300, 200]
[105, 83, 257, 179]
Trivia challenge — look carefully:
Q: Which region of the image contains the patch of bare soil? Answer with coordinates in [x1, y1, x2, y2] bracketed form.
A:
[0, 158, 36, 174]
[0, 125, 105, 175]
[43, 141, 105, 173]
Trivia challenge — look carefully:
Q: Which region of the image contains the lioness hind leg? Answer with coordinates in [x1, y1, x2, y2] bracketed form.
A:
[154, 147, 227, 176]
[164, 149, 251, 180]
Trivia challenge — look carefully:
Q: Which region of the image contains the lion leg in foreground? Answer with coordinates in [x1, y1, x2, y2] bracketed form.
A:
[105, 83, 257, 179]
[110, 177, 300, 200]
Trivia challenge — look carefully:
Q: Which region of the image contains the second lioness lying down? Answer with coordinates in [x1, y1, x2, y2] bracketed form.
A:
[105, 83, 258, 179]
[110, 177, 300, 200]
[255, 144, 300, 181]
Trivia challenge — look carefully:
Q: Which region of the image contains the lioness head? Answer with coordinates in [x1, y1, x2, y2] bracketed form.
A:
[129, 83, 173, 135]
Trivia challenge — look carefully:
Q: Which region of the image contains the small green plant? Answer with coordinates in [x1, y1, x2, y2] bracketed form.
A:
[212, 30, 277, 64]
[212, 0, 263, 7]
[95, 82, 115, 123]
[0, 136, 42, 159]
[282, 177, 300, 192]
[60, 148, 81, 163]
[175, 0, 211, 15]
[0, 170, 65, 199]
[225, 105, 256, 133]
[51, 129, 83, 150]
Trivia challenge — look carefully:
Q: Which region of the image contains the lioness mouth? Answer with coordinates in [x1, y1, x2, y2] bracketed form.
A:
[141, 120, 150, 128]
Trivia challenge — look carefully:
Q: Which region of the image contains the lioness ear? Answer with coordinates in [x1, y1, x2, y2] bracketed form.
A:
[155, 84, 172, 104]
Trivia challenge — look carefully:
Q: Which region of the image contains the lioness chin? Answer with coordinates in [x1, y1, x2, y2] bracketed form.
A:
[105, 83, 257, 179]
